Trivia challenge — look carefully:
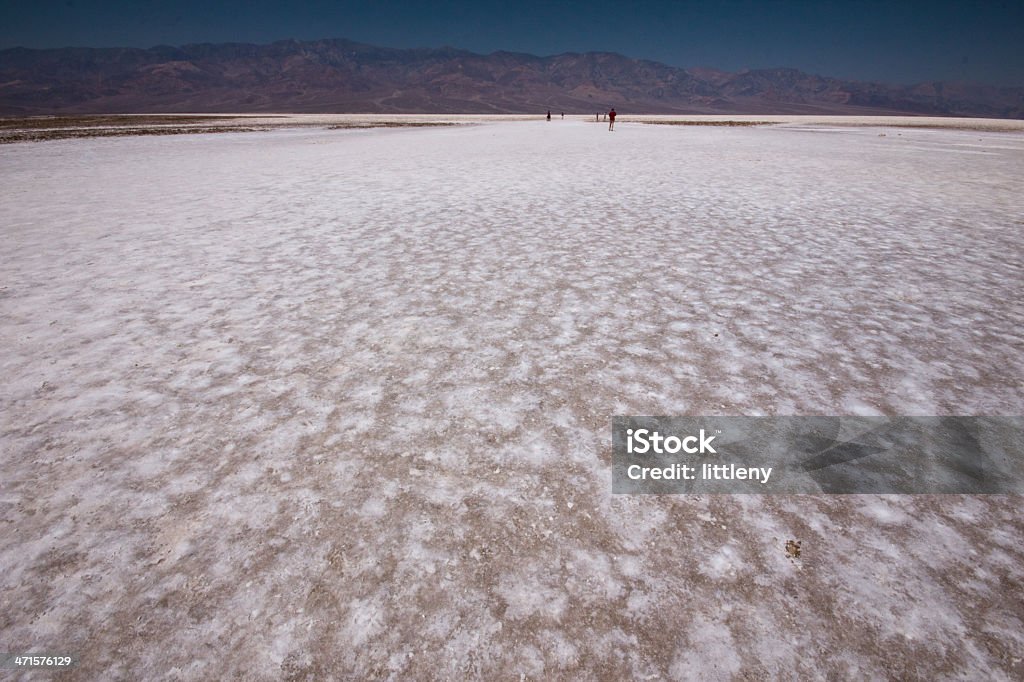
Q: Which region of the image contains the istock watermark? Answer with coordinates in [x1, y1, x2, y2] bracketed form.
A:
[612, 416, 1024, 494]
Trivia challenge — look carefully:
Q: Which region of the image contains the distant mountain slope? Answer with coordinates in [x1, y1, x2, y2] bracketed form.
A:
[1, 38, 1022, 117]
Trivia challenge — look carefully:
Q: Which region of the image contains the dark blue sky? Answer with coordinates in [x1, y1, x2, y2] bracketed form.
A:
[2, 0, 1022, 86]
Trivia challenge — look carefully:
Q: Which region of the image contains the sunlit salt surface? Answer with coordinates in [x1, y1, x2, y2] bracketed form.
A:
[2, 120, 1023, 678]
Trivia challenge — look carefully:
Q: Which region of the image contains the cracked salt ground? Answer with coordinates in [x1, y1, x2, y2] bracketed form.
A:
[1, 120, 1023, 679]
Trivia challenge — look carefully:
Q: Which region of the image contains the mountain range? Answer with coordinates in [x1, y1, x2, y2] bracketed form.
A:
[1, 38, 1022, 118]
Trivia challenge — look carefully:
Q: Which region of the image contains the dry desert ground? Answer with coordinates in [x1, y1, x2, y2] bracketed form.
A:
[2, 116, 1023, 679]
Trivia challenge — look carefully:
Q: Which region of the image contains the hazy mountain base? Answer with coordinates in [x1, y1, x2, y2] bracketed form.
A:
[1, 121, 1023, 679]
[2, 39, 1023, 118]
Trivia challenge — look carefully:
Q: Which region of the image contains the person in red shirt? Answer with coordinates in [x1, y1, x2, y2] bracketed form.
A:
[608, 108, 617, 131]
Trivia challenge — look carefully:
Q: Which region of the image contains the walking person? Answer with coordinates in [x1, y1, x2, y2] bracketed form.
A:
[608, 108, 616, 131]
[547, 110, 551, 122]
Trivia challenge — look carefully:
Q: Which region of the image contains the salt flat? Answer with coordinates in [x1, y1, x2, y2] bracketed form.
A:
[1, 120, 1023, 679]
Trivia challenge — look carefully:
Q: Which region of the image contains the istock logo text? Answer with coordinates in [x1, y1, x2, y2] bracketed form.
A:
[625, 429, 717, 455]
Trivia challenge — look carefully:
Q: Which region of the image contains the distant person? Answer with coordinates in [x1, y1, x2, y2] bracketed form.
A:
[596, 113, 599, 122]
[561, 112, 564, 119]
[547, 111, 551, 121]
[608, 108, 617, 131]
